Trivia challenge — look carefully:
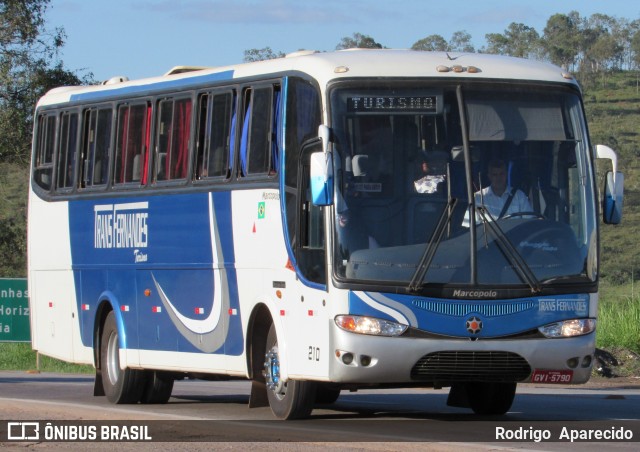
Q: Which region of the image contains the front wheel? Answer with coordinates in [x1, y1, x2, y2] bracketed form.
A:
[315, 384, 341, 405]
[100, 311, 147, 404]
[466, 381, 516, 415]
[263, 323, 316, 419]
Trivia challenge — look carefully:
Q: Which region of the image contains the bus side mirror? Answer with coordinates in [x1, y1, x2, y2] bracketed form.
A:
[310, 152, 333, 206]
[604, 171, 624, 224]
[595, 144, 624, 224]
[310, 125, 334, 206]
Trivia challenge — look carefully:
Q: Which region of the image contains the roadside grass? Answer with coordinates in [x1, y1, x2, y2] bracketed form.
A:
[597, 283, 640, 353]
[0, 343, 93, 373]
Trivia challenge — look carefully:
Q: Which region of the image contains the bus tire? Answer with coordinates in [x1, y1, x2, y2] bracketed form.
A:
[315, 384, 341, 404]
[141, 371, 174, 404]
[100, 311, 146, 404]
[264, 323, 316, 419]
[467, 381, 516, 415]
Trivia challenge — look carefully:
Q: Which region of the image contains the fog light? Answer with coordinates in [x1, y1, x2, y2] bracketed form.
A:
[360, 355, 371, 367]
[342, 352, 354, 365]
[566, 357, 579, 368]
[582, 355, 592, 368]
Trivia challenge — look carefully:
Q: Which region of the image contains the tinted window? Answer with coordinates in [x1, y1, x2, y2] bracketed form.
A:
[114, 103, 150, 185]
[33, 114, 57, 191]
[155, 97, 192, 182]
[195, 91, 234, 180]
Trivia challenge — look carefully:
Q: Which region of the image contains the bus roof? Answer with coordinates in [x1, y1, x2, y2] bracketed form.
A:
[37, 49, 578, 107]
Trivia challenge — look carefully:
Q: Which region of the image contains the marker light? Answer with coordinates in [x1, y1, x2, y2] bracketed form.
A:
[538, 319, 596, 338]
[335, 315, 408, 337]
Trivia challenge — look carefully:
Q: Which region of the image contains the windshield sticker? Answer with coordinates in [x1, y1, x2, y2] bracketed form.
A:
[353, 182, 382, 193]
[519, 241, 558, 252]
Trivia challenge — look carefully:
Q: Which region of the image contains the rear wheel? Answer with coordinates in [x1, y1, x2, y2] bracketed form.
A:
[264, 323, 316, 419]
[141, 371, 174, 404]
[100, 311, 146, 404]
[466, 381, 516, 415]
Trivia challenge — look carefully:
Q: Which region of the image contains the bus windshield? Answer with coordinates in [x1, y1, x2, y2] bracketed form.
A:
[330, 82, 598, 291]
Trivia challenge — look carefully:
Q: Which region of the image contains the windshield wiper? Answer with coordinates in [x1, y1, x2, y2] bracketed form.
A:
[408, 198, 458, 292]
[475, 206, 541, 294]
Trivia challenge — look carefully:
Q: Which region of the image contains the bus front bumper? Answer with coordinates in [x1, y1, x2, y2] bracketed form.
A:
[328, 324, 595, 386]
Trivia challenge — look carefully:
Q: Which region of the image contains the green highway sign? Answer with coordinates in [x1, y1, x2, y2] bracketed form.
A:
[0, 278, 30, 342]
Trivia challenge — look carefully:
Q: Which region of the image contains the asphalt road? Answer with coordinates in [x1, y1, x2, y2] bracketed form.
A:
[0, 371, 639, 450]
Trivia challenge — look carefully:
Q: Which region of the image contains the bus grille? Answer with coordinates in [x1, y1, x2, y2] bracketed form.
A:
[410, 351, 531, 382]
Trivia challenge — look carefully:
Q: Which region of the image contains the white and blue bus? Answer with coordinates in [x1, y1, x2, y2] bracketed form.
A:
[28, 50, 624, 419]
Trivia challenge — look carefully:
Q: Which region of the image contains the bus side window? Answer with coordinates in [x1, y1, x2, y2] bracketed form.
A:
[155, 97, 192, 182]
[195, 91, 233, 180]
[81, 108, 112, 188]
[240, 85, 279, 177]
[114, 103, 150, 185]
[33, 114, 57, 191]
[283, 77, 322, 276]
[297, 139, 327, 285]
[55, 112, 79, 192]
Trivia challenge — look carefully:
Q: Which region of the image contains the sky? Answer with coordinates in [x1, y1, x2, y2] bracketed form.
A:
[46, 0, 640, 82]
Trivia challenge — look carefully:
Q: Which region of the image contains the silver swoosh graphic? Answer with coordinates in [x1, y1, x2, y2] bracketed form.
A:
[151, 193, 230, 353]
[353, 291, 418, 327]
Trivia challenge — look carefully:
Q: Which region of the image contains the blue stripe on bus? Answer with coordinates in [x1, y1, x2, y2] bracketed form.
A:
[70, 191, 244, 355]
[69, 70, 235, 103]
[348, 291, 589, 338]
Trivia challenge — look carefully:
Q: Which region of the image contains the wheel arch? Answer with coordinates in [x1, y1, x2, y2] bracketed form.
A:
[92, 291, 127, 367]
[245, 302, 273, 380]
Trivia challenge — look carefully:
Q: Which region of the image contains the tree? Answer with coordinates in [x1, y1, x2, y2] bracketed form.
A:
[618, 18, 640, 71]
[484, 33, 509, 55]
[582, 14, 625, 72]
[411, 35, 448, 52]
[542, 13, 581, 71]
[336, 33, 384, 50]
[632, 26, 640, 69]
[411, 31, 474, 53]
[485, 23, 540, 58]
[0, 0, 88, 277]
[243, 47, 285, 63]
[449, 31, 475, 53]
[0, 0, 88, 164]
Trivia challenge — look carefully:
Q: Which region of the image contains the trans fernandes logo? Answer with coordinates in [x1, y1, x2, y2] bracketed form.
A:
[94, 202, 149, 250]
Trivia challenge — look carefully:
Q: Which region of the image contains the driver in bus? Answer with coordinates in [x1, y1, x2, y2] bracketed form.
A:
[463, 159, 532, 226]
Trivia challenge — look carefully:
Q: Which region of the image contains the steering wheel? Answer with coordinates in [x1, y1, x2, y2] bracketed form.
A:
[502, 211, 546, 220]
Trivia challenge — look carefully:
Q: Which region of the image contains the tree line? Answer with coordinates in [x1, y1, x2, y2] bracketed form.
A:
[3, 3, 640, 165]
[246, 11, 640, 75]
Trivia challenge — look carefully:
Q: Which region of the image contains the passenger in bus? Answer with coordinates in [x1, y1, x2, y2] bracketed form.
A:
[463, 159, 532, 226]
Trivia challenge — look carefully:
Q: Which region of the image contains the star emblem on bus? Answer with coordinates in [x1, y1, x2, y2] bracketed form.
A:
[466, 316, 483, 334]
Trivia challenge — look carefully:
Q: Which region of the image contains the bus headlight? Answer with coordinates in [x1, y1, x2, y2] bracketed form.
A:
[538, 319, 596, 338]
[335, 315, 408, 337]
